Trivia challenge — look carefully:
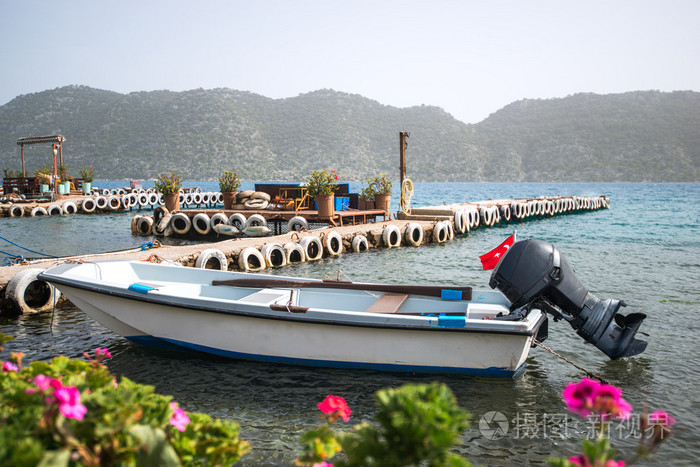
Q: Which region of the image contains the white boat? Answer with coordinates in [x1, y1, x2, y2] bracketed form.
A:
[38, 239, 648, 377]
[38, 260, 547, 377]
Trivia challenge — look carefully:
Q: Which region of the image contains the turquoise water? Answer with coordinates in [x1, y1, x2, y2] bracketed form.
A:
[1, 182, 699, 465]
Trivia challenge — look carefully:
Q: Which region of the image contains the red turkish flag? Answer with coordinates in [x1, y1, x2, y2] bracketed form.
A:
[479, 234, 515, 270]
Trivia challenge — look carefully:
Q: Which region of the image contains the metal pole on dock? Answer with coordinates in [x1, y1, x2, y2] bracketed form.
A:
[399, 131, 408, 189]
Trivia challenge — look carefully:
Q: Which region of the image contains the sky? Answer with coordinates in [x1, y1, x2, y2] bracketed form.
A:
[1, 0, 698, 124]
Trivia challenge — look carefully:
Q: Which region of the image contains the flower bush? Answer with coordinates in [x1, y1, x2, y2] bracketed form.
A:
[78, 164, 94, 182]
[154, 170, 183, 195]
[549, 378, 675, 467]
[218, 170, 241, 193]
[367, 173, 392, 195]
[296, 383, 472, 466]
[305, 169, 339, 197]
[0, 333, 249, 466]
[358, 182, 375, 201]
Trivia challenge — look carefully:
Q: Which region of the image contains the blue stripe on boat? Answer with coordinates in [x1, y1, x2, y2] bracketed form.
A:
[125, 335, 523, 377]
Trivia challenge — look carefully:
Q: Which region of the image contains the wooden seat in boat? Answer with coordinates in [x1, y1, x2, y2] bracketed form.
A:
[365, 293, 408, 314]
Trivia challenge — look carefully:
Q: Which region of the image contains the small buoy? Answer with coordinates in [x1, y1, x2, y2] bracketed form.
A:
[9, 205, 24, 217]
[195, 248, 228, 270]
[229, 213, 247, 230]
[323, 231, 343, 256]
[382, 225, 401, 248]
[245, 213, 266, 228]
[242, 225, 272, 237]
[81, 198, 97, 213]
[299, 236, 323, 261]
[30, 206, 48, 217]
[6, 268, 61, 314]
[283, 242, 306, 263]
[137, 216, 154, 235]
[238, 247, 265, 272]
[261, 243, 287, 267]
[287, 216, 309, 232]
[213, 223, 239, 236]
[170, 213, 191, 235]
[351, 235, 369, 253]
[404, 223, 424, 247]
[192, 213, 212, 235]
[61, 201, 78, 215]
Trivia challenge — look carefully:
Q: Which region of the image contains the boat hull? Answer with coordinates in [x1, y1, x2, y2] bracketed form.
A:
[40, 262, 546, 377]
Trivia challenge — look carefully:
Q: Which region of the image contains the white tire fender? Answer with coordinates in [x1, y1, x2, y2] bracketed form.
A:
[238, 247, 265, 272]
[6, 268, 61, 314]
[261, 243, 287, 267]
[300, 236, 323, 261]
[195, 248, 228, 270]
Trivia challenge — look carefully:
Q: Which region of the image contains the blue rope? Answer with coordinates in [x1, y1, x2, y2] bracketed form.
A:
[0, 235, 59, 258]
[1, 250, 25, 265]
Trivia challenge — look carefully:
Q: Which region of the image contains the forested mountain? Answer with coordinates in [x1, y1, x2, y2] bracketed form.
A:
[0, 86, 697, 181]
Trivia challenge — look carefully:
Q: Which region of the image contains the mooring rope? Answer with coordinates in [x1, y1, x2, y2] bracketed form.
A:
[533, 339, 608, 384]
[400, 178, 414, 214]
[0, 235, 58, 258]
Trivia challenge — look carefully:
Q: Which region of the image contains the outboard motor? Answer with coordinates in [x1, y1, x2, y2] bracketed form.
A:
[489, 238, 647, 359]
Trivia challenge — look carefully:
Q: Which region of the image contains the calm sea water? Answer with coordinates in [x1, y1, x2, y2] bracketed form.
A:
[1, 182, 698, 465]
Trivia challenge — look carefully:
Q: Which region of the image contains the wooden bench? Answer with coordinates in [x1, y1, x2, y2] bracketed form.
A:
[365, 294, 408, 314]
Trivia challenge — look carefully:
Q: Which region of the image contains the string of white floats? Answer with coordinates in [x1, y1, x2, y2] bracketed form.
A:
[159, 195, 610, 272]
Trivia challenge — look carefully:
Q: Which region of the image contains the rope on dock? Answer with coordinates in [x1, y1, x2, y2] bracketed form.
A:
[533, 339, 608, 385]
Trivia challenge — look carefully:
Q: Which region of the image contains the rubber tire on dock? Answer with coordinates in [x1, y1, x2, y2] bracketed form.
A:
[9, 205, 24, 217]
[62, 201, 78, 215]
[170, 213, 191, 235]
[432, 221, 449, 243]
[283, 242, 306, 264]
[245, 214, 266, 228]
[382, 225, 401, 248]
[299, 236, 323, 261]
[453, 210, 468, 234]
[6, 268, 61, 314]
[261, 243, 287, 268]
[192, 213, 212, 235]
[137, 216, 154, 235]
[81, 198, 97, 213]
[30, 206, 48, 217]
[287, 216, 309, 232]
[107, 196, 121, 210]
[229, 213, 247, 230]
[210, 213, 229, 228]
[244, 199, 268, 210]
[351, 235, 369, 253]
[195, 248, 228, 270]
[404, 223, 424, 247]
[238, 247, 266, 272]
[323, 231, 343, 256]
[153, 206, 169, 225]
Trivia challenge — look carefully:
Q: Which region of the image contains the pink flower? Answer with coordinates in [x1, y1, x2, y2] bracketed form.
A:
[313, 463, 333, 467]
[54, 385, 87, 420]
[169, 401, 190, 432]
[317, 395, 351, 423]
[2, 361, 18, 372]
[563, 378, 600, 418]
[562, 378, 631, 420]
[95, 347, 112, 359]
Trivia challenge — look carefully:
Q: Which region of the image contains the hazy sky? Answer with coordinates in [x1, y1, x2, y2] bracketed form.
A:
[1, 0, 698, 123]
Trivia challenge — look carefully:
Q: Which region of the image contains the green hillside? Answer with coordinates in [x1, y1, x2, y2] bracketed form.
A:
[0, 86, 697, 181]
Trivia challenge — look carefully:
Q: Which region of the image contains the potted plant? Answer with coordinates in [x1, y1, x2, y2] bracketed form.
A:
[57, 165, 71, 194]
[34, 164, 52, 193]
[369, 173, 392, 214]
[306, 169, 338, 219]
[358, 182, 375, 210]
[78, 163, 94, 194]
[218, 170, 241, 210]
[154, 170, 183, 212]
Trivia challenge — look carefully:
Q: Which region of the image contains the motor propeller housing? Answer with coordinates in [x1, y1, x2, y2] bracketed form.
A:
[489, 238, 647, 359]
